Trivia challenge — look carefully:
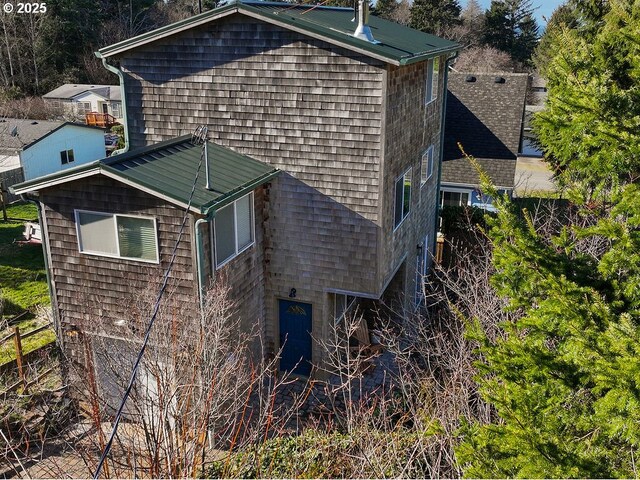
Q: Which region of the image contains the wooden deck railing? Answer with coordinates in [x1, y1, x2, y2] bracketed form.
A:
[85, 112, 118, 128]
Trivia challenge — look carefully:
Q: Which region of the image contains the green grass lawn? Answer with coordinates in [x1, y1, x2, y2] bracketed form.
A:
[0, 202, 49, 316]
[0, 202, 54, 367]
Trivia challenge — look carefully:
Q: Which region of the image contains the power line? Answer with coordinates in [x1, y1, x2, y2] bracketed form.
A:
[93, 126, 209, 479]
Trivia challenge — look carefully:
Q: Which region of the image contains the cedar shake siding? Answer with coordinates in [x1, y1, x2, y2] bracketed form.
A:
[40, 176, 199, 336]
[381, 58, 445, 298]
[118, 15, 386, 294]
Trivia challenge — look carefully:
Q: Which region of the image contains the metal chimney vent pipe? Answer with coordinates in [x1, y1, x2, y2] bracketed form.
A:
[353, 0, 377, 43]
[204, 141, 211, 190]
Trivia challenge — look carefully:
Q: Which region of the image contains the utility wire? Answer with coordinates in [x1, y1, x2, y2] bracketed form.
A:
[93, 126, 209, 479]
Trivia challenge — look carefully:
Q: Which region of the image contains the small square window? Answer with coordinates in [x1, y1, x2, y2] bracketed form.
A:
[60, 149, 75, 165]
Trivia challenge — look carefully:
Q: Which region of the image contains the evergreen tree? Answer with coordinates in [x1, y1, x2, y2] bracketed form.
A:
[373, 0, 398, 20]
[458, 0, 485, 46]
[533, 0, 640, 198]
[533, 3, 579, 73]
[482, 0, 539, 65]
[456, 1, 640, 476]
[410, 0, 461, 36]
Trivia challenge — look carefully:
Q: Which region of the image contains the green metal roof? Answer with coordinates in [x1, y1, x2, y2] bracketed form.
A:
[98, 0, 459, 65]
[11, 135, 279, 215]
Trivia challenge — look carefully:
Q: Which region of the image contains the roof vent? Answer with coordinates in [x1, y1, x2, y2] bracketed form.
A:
[465, 75, 476, 82]
[10, 126, 18, 137]
[494, 76, 506, 84]
[31, 121, 38, 125]
[353, 0, 377, 44]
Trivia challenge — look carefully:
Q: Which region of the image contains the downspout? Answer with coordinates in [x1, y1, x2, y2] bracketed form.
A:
[433, 50, 459, 255]
[20, 193, 62, 348]
[95, 51, 130, 156]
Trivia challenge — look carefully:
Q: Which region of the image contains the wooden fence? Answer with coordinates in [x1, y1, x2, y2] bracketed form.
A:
[1, 323, 55, 395]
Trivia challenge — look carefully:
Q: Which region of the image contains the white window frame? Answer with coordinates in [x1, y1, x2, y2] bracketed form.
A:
[76, 101, 92, 115]
[334, 293, 356, 323]
[212, 192, 255, 269]
[440, 187, 473, 208]
[420, 145, 435, 186]
[425, 58, 439, 105]
[74, 209, 160, 264]
[111, 102, 122, 118]
[60, 149, 75, 165]
[393, 167, 412, 231]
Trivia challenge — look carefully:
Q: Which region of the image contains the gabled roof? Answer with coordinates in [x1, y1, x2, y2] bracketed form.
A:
[12, 135, 280, 215]
[442, 72, 529, 189]
[0, 119, 63, 155]
[0, 120, 105, 156]
[43, 84, 122, 102]
[98, 0, 459, 66]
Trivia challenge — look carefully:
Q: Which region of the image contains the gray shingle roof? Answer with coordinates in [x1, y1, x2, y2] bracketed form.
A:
[442, 72, 529, 189]
[0, 118, 63, 155]
[43, 84, 121, 101]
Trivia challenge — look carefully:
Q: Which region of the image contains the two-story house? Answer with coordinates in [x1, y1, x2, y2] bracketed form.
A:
[13, 0, 458, 379]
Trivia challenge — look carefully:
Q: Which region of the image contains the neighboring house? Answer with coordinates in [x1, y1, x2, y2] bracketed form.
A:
[13, 0, 458, 379]
[43, 84, 123, 121]
[0, 118, 106, 182]
[441, 72, 529, 209]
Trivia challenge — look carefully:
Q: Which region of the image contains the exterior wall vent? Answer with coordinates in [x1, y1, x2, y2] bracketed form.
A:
[353, 0, 379, 44]
[465, 75, 476, 82]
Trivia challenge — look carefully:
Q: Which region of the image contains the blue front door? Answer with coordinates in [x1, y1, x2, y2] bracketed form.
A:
[278, 300, 312, 376]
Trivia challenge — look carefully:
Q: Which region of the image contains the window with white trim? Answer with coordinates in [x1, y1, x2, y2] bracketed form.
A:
[440, 189, 471, 207]
[420, 146, 434, 185]
[60, 149, 75, 165]
[75, 210, 159, 263]
[394, 168, 412, 229]
[213, 192, 254, 268]
[76, 101, 92, 116]
[111, 102, 122, 118]
[334, 294, 356, 322]
[425, 58, 439, 105]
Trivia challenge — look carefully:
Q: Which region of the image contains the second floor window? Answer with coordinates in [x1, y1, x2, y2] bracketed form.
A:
[214, 192, 254, 268]
[394, 168, 412, 229]
[425, 58, 439, 105]
[421, 146, 434, 185]
[60, 149, 75, 165]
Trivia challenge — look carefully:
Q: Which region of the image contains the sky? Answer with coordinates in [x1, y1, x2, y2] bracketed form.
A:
[461, 0, 566, 28]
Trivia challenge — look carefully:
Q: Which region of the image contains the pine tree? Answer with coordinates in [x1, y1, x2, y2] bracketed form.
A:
[482, 0, 539, 66]
[533, 0, 640, 198]
[373, 0, 398, 20]
[410, 0, 461, 36]
[456, 1, 640, 476]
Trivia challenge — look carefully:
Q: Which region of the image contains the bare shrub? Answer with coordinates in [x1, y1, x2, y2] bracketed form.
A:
[453, 46, 517, 73]
[0, 96, 64, 120]
[43, 280, 308, 478]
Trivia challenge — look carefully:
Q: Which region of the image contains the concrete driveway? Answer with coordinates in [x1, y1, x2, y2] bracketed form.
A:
[514, 155, 556, 195]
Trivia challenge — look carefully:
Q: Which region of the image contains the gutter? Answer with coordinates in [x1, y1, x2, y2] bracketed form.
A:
[95, 51, 130, 156]
[20, 193, 63, 349]
[433, 50, 459, 255]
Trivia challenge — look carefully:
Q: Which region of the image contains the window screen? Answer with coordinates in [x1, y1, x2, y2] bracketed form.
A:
[235, 194, 253, 250]
[117, 216, 157, 261]
[215, 203, 236, 265]
[77, 212, 118, 255]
